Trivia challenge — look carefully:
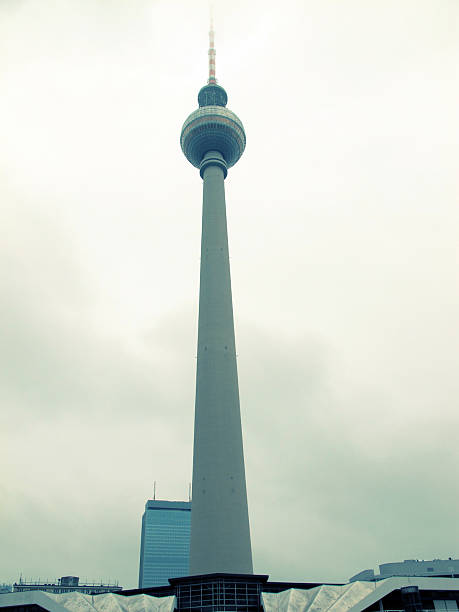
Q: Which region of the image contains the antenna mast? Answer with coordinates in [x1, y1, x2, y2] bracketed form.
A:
[208, 7, 216, 84]
[153, 481, 156, 500]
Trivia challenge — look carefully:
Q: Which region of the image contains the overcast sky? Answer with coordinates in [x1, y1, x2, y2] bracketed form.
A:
[1, 0, 458, 590]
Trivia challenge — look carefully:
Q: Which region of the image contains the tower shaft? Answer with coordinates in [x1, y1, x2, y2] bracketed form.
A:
[190, 151, 253, 575]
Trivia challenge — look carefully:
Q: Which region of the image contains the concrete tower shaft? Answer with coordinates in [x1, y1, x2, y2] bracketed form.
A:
[190, 150, 253, 575]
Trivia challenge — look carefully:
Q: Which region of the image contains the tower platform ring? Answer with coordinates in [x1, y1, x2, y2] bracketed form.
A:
[180, 106, 246, 170]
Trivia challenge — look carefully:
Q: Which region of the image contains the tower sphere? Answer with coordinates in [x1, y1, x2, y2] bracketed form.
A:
[180, 83, 246, 172]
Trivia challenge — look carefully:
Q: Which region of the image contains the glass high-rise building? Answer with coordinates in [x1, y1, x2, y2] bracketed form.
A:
[138, 500, 191, 588]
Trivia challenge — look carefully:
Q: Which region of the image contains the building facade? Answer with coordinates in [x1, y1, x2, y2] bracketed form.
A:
[138, 500, 191, 588]
[122, 574, 459, 612]
[3, 575, 459, 612]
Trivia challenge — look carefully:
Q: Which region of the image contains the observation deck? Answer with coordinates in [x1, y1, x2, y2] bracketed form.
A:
[180, 84, 246, 172]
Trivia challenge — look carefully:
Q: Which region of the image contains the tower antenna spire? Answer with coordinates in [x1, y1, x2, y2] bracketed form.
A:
[208, 6, 216, 84]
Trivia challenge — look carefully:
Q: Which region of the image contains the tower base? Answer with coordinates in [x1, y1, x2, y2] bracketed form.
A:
[121, 572, 330, 612]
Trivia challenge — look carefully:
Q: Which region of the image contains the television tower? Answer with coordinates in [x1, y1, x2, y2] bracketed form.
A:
[180, 20, 253, 575]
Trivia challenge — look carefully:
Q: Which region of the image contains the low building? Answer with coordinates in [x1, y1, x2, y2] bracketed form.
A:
[0, 591, 174, 612]
[262, 577, 459, 612]
[350, 559, 459, 582]
[12, 576, 122, 595]
[122, 573, 459, 612]
[2, 574, 459, 612]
